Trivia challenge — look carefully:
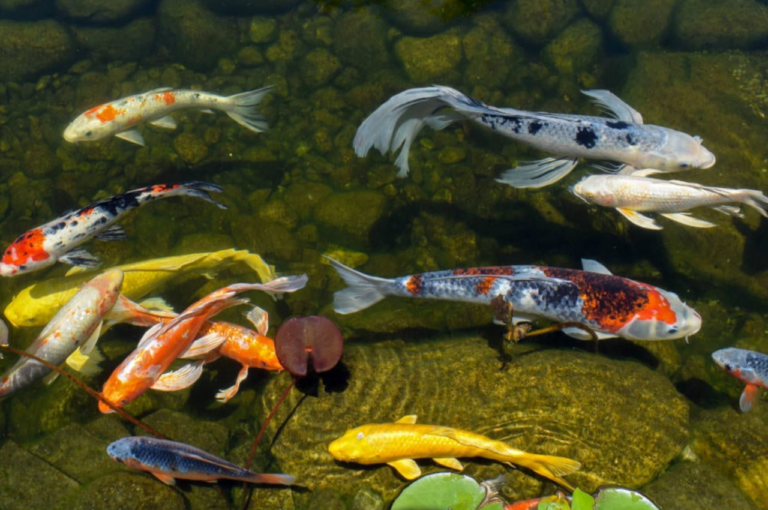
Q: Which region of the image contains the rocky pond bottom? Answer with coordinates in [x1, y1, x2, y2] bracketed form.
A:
[1, 335, 764, 510]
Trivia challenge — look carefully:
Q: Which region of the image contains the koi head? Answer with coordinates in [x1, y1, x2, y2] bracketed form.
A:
[328, 426, 379, 464]
[63, 104, 123, 143]
[635, 127, 716, 172]
[616, 287, 701, 341]
[571, 175, 618, 207]
[712, 348, 756, 384]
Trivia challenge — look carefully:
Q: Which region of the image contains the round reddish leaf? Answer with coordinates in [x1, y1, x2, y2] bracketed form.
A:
[275, 316, 344, 377]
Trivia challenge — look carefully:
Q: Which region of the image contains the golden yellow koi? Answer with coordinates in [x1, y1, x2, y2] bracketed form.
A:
[4, 249, 277, 328]
[328, 415, 580, 490]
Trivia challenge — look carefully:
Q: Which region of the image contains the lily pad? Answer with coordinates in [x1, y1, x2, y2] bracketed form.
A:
[274, 316, 344, 377]
[594, 487, 660, 510]
[391, 472, 486, 510]
[538, 494, 571, 510]
[571, 489, 596, 510]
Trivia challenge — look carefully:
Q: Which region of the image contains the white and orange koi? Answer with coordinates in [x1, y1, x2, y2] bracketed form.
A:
[0, 270, 124, 398]
[98, 275, 307, 413]
[0, 182, 226, 277]
[64, 86, 272, 146]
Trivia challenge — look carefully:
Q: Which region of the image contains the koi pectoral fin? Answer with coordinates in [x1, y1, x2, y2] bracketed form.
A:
[246, 306, 269, 336]
[96, 225, 127, 241]
[433, 457, 463, 471]
[496, 157, 579, 189]
[740, 384, 760, 412]
[628, 168, 663, 177]
[115, 128, 145, 146]
[60, 249, 100, 267]
[387, 459, 422, 480]
[151, 362, 204, 391]
[660, 213, 716, 229]
[179, 332, 227, 359]
[616, 208, 662, 230]
[150, 471, 177, 485]
[149, 115, 178, 130]
[215, 364, 250, 403]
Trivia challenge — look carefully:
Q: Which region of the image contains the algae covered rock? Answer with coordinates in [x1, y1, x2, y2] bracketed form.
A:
[673, 0, 768, 50]
[385, 0, 464, 36]
[692, 405, 768, 509]
[72, 472, 185, 510]
[71, 18, 156, 63]
[0, 440, 80, 510]
[259, 336, 688, 502]
[580, 0, 615, 19]
[504, 0, 581, 45]
[158, 0, 237, 71]
[0, 20, 75, 82]
[314, 190, 388, 242]
[642, 461, 759, 510]
[0, 0, 50, 13]
[56, 0, 151, 22]
[542, 18, 603, 76]
[302, 48, 342, 88]
[608, 0, 679, 47]
[173, 132, 209, 164]
[463, 15, 524, 88]
[334, 8, 390, 72]
[202, 0, 301, 15]
[395, 29, 463, 83]
[249, 16, 277, 44]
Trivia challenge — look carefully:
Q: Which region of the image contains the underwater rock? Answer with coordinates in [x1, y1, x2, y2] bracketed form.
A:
[232, 216, 301, 261]
[72, 472, 185, 510]
[541, 18, 603, 76]
[641, 461, 759, 510]
[394, 29, 463, 83]
[314, 190, 388, 243]
[56, 0, 151, 22]
[201, 0, 301, 15]
[0, 19, 75, 82]
[28, 423, 119, 484]
[158, 0, 237, 72]
[0, 440, 80, 510]
[607, 0, 679, 48]
[257, 198, 299, 230]
[173, 132, 209, 164]
[23, 142, 60, 178]
[249, 16, 277, 44]
[333, 8, 390, 72]
[260, 336, 688, 502]
[462, 15, 523, 88]
[384, 0, 464, 36]
[302, 48, 342, 88]
[282, 181, 333, 221]
[672, 0, 768, 50]
[580, 0, 615, 19]
[142, 409, 229, 458]
[692, 405, 768, 508]
[504, 0, 581, 45]
[71, 18, 156, 63]
[621, 51, 768, 302]
[0, 0, 50, 13]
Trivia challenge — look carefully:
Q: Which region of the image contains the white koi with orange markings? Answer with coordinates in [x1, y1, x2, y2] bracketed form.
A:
[64, 86, 273, 146]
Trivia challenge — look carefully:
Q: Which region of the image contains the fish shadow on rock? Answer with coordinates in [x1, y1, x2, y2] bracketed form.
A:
[675, 378, 728, 410]
[736, 219, 768, 275]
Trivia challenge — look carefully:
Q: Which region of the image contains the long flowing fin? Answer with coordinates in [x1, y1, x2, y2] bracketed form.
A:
[496, 157, 579, 189]
[223, 86, 273, 133]
[171, 181, 228, 210]
[580, 89, 643, 123]
[616, 208, 662, 230]
[660, 212, 716, 228]
[242, 472, 296, 486]
[324, 256, 396, 314]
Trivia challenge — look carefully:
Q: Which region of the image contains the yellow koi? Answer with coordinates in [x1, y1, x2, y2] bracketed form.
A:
[4, 249, 277, 328]
[328, 415, 580, 490]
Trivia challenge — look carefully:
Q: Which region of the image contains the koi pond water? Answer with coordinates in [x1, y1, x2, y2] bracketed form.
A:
[1, 1, 768, 509]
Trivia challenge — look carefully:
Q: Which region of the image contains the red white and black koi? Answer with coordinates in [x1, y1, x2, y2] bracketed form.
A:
[64, 86, 272, 146]
[712, 347, 768, 412]
[326, 257, 701, 341]
[354, 86, 715, 188]
[0, 182, 226, 277]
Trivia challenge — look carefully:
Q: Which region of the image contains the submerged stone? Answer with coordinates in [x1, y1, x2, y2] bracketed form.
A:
[314, 190, 388, 243]
[260, 336, 689, 502]
[608, 0, 679, 48]
[673, 0, 768, 50]
[542, 18, 603, 76]
[173, 132, 209, 164]
[249, 16, 277, 44]
[504, 0, 581, 45]
[394, 29, 463, 83]
[463, 15, 523, 88]
[384, 0, 464, 36]
[302, 48, 342, 88]
[72, 472, 185, 510]
[56, 0, 152, 22]
[202, 0, 301, 15]
[0, 20, 75, 82]
[580, 0, 616, 19]
[334, 8, 390, 72]
[71, 18, 156, 63]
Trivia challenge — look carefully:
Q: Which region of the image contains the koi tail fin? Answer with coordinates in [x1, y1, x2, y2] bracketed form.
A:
[174, 181, 228, 210]
[242, 472, 296, 486]
[324, 256, 395, 314]
[355, 85, 495, 178]
[504, 452, 580, 491]
[224, 86, 273, 134]
[735, 189, 768, 218]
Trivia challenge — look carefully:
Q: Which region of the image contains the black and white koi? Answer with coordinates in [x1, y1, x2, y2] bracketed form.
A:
[0, 182, 226, 277]
[354, 86, 715, 188]
[712, 348, 768, 412]
[572, 174, 768, 230]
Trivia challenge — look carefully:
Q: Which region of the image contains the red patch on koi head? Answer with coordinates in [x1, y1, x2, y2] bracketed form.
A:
[406, 274, 423, 295]
[475, 276, 497, 295]
[633, 288, 678, 325]
[2, 228, 49, 266]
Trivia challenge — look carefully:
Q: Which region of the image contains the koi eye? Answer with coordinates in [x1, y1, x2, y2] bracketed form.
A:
[85, 131, 92, 137]
[667, 326, 678, 335]
[679, 162, 690, 169]
[725, 364, 732, 372]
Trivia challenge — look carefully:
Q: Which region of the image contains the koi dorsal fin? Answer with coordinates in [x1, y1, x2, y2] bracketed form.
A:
[395, 415, 417, 424]
[581, 259, 612, 275]
[581, 89, 643, 124]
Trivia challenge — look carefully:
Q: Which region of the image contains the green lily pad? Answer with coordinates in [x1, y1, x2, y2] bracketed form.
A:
[391, 472, 486, 510]
[571, 489, 595, 510]
[537, 494, 571, 510]
[594, 487, 660, 510]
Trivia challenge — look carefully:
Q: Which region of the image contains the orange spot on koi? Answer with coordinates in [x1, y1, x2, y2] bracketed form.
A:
[406, 274, 423, 295]
[155, 92, 176, 106]
[95, 104, 125, 123]
[475, 276, 497, 295]
[2, 228, 48, 266]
